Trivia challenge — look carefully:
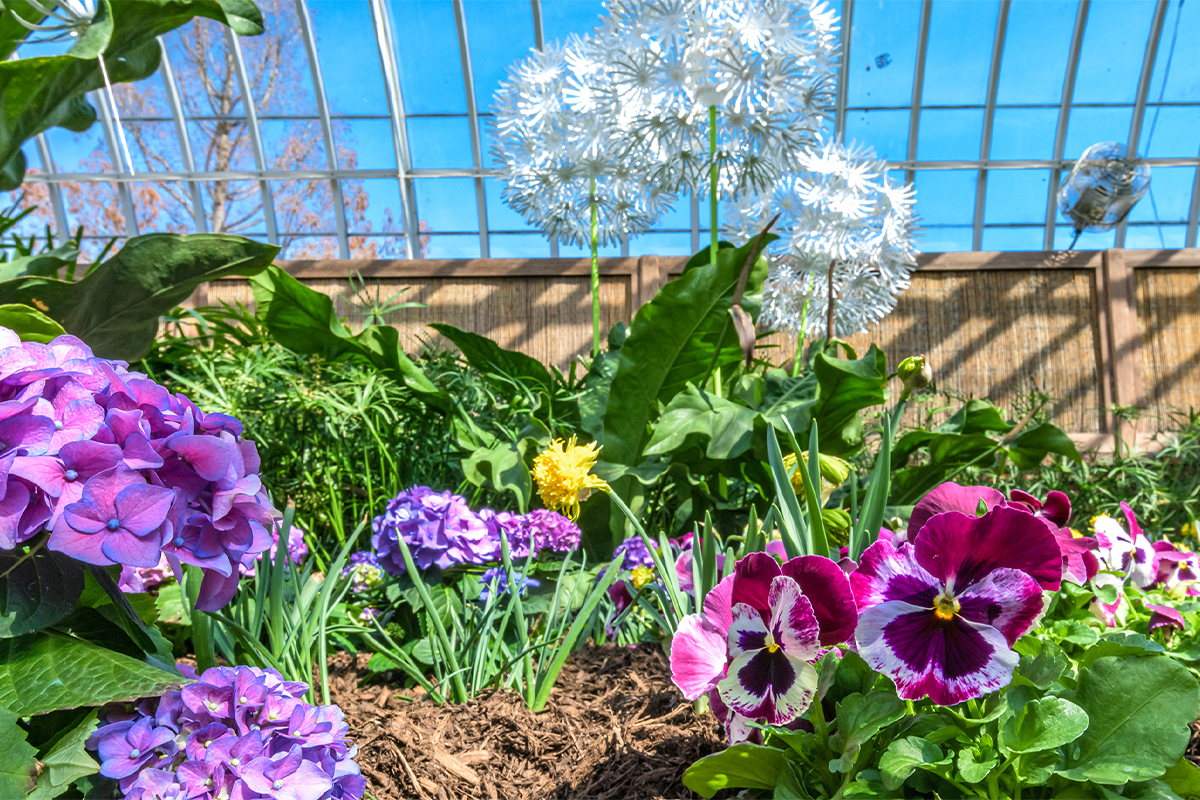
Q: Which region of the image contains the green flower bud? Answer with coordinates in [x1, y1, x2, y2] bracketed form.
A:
[783, 452, 852, 502]
[898, 354, 932, 400]
[822, 508, 852, 546]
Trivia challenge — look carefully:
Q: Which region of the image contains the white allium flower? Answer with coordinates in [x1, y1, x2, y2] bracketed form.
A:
[725, 140, 920, 337]
[593, 0, 840, 197]
[491, 34, 676, 248]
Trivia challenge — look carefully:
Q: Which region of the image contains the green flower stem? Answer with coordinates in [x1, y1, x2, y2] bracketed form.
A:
[709, 104, 719, 266]
[606, 489, 687, 633]
[393, 535, 469, 704]
[590, 176, 601, 359]
[499, 531, 535, 706]
[790, 298, 811, 378]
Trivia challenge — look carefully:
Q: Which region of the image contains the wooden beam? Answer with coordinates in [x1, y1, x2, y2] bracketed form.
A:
[1102, 249, 1146, 444]
[1093, 257, 1115, 434]
[914, 250, 1103, 271]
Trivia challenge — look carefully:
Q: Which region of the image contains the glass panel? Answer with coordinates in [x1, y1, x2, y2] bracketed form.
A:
[120, 121, 186, 173]
[423, 233, 480, 259]
[921, 0, 998, 106]
[407, 117, 475, 169]
[989, 107, 1058, 160]
[1123, 224, 1187, 249]
[333, 119, 397, 170]
[559, 239, 621, 258]
[5, 179, 60, 239]
[43, 127, 106, 174]
[1147, 0, 1200, 103]
[307, 0, 390, 115]
[916, 109, 984, 161]
[1072, 1, 1155, 105]
[1136, 106, 1200, 159]
[1128, 167, 1193, 223]
[279, 235, 340, 260]
[632, 232, 693, 256]
[389, 0, 467, 114]
[1063, 106, 1133, 162]
[652, 189, 691, 232]
[130, 181, 194, 233]
[846, 0, 922, 107]
[984, 169, 1050, 224]
[540, 0, 607, 42]
[844, 109, 909, 162]
[981, 226, 1045, 251]
[995, 0, 1077, 105]
[913, 170, 976, 226]
[1053, 225, 1114, 250]
[342, 178, 403, 234]
[114, 72, 172, 119]
[347, 232, 409, 259]
[464, 0, 535, 111]
[271, 177, 337, 236]
[485, 177, 535, 233]
[201, 180, 267, 236]
[921, 225, 973, 252]
[65, 181, 126, 238]
[261, 119, 328, 169]
[413, 177, 478, 234]
[489, 233, 548, 257]
[187, 118, 257, 173]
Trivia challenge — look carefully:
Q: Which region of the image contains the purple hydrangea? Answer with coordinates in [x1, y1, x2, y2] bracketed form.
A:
[478, 566, 540, 603]
[118, 554, 173, 593]
[86, 665, 365, 800]
[239, 523, 310, 578]
[523, 509, 581, 553]
[0, 329, 277, 611]
[614, 535, 655, 570]
[478, 508, 530, 558]
[341, 551, 384, 593]
[371, 486, 491, 574]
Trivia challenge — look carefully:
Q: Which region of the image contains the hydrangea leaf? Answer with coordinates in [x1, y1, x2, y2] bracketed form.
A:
[0, 547, 83, 638]
[999, 697, 1089, 755]
[0, 631, 185, 716]
[681, 743, 788, 799]
[1058, 655, 1200, 785]
[0, 707, 36, 798]
[27, 709, 99, 800]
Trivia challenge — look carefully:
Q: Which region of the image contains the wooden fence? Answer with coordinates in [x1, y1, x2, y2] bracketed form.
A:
[197, 248, 1200, 449]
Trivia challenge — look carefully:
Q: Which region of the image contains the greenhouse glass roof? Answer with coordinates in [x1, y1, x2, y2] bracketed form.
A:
[11, 0, 1200, 260]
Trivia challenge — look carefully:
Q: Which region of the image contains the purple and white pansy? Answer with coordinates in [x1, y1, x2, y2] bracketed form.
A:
[850, 505, 1061, 706]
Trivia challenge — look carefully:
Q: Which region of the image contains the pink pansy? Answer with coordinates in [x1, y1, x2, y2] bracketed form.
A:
[852, 505, 1059, 706]
[1089, 572, 1129, 628]
[906, 482, 1006, 542]
[1147, 604, 1186, 634]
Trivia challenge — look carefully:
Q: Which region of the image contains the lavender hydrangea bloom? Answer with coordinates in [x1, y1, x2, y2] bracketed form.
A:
[478, 508, 530, 558]
[614, 535, 655, 570]
[86, 665, 365, 800]
[524, 509, 580, 553]
[0, 329, 277, 611]
[371, 486, 491, 573]
[341, 551, 385, 593]
[240, 523, 310, 578]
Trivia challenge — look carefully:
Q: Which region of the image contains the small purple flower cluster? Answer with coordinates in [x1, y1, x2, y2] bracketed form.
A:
[86, 665, 365, 800]
[341, 551, 384, 593]
[614, 535, 655, 570]
[370, 486, 580, 575]
[239, 524, 310, 578]
[118, 554, 173, 594]
[478, 566, 540, 602]
[0, 330, 276, 611]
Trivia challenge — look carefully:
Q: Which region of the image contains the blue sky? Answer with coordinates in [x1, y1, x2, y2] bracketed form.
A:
[18, 0, 1200, 257]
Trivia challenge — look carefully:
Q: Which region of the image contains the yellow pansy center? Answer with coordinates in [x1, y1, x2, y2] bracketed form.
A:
[933, 589, 961, 620]
[764, 630, 781, 654]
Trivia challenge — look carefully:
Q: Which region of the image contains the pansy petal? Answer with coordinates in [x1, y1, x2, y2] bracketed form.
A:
[1042, 491, 1072, 526]
[731, 551, 781, 612]
[914, 505, 1063, 592]
[856, 600, 1018, 706]
[727, 603, 770, 657]
[956, 567, 1045, 645]
[717, 648, 816, 724]
[767, 576, 821, 661]
[850, 539, 940, 609]
[779, 555, 858, 646]
[670, 613, 729, 701]
[908, 482, 1005, 541]
[702, 573, 735, 636]
[1147, 604, 1185, 633]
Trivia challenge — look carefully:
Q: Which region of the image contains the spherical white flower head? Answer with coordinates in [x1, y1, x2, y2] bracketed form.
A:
[725, 140, 920, 337]
[597, 0, 840, 197]
[492, 34, 676, 248]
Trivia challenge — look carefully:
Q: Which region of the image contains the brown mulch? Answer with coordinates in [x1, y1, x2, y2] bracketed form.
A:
[327, 643, 724, 800]
[1188, 722, 1200, 767]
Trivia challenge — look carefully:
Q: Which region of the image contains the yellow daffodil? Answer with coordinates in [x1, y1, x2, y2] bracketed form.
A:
[630, 565, 655, 589]
[532, 436, 608, 520]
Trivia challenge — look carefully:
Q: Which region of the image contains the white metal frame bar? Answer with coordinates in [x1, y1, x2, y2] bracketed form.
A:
[972, 0, 1010, 251]
[294, 0, 350, 258]
[904, 0, 932, 187]
[451, 0, 490, 257]
[225, 28, 279, 245]
[531, 0, 545, 50]
[1115, 0, 1168, 247]
[33, 133, 70, 244]
[93, 90, 139, 238]
[834, 0, 853, 144]
[1044, 0, 1090, 250]
[157, 37, 207, 232]
[370, 0, 419, 260]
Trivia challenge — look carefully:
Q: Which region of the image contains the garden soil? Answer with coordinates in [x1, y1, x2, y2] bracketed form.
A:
[328, 643, 726, 800]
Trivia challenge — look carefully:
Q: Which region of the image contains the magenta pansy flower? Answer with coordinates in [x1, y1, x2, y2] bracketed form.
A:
[1008, 489, 1072, 526]
[1147, 604, 1186, 634]
[851, 505, 1060, 706]
[905, 482, 1005, 542]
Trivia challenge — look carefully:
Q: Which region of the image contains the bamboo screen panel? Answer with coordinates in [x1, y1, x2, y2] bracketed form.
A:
[205, 275, 632, 369]
[1136, 268, 1200, 427]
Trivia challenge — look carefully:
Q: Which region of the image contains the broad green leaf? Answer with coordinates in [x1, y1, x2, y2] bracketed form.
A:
[1058, 655, 1200, 784]
[0, 243, 79, 282]
[0, 548, 83, 637]
[0, 303, 67, 343]
[829, 691, 907, 772]
[0, 0, 263, 190]
[602, 239, 768, 465]
[250, 266, 449, 410]
[935, 399, 1013, 435]
[0, 707, 35, 798]
[1081, 633, 1165, 668]
[999, 696, 1089, 755]
[28, 709, 99, 800]
[429, 323, 555, 393]
[0, 631, 186, 716]
[957, 745, 999, 783]
[1014, 749, 1060, 786]
[461, 436, 535, 512]
[682, 743, 789, 798]
[1017, 640, 1069, 689]
[879, 737, 946, 791]
[1160, 758, 1200, 799]
[644, 385, 760, 460]
[808, 345, 887, 456]
[1008, 422, 1083, 469]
